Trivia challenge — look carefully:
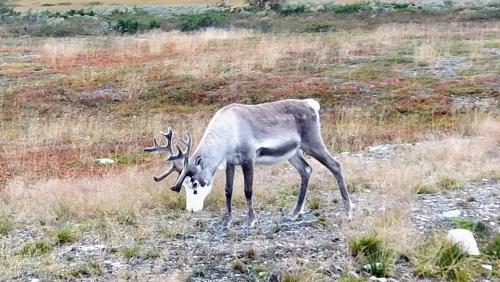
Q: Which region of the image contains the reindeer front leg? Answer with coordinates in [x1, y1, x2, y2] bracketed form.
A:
[222, 163, 235, 228]
[242, 161, 256, 228]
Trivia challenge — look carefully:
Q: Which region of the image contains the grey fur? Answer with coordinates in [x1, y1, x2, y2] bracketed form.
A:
[165, 99, 352, 226]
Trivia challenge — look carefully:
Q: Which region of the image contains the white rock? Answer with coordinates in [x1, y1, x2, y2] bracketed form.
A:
[482, 264, 492, 271]
[77, 244, 107, 252]
[95, 158, 115, 165]
[442, 210, 461, 218]
[364, 262, 382, 271]
[369, 276, 387, 282]
[446, 229, 480, 255]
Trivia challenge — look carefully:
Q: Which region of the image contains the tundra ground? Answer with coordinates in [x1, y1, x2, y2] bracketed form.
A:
[1, 5, 500, 281]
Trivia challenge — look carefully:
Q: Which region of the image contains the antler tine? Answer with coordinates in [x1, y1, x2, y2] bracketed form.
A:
[166, 145, 185, 161]
[181, 133, 192, 155]
[153, 163, 180, 182]
[144, 136, 166, 152]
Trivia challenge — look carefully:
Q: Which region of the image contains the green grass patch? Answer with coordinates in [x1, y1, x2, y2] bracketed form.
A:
[179, 10, 229, 32]
[349, 234, 394, 277]
[453, 218, 490, 237]
[412, 184, 438, 194]
[231, 258, 247, 273]
[53, 225, 81, 244]
[483, 235, 500, 259]
[304, 21, 332, 32]
[19, 240, 53, 257]
[331, 3, 369, 14]
[0, 213, 13, 235]
[65, 262, 103, 278]
[308, 197, 321, 210]
[437, 177, 463, 190]
[120, 245, 140, 259]
[411, 233, 475, 281]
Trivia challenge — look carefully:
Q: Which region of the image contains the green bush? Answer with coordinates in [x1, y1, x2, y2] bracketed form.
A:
[179, 10, 229, 31]
[0, 0, 17, 16]
[148, 19, 161, 29]
[331, 3, 368, 14]
[270, 3, 306, 15]
[114, 19, 139, 33]
[304, 22, 332, 32]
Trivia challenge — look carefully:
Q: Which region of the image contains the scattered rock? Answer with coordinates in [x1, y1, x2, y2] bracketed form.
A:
[442, 210, 461, 218]
[446, 229, 480, 255]
[95, 158, 115, 165]
[369, 276, 387, 282]
[482, 264, 493, 271]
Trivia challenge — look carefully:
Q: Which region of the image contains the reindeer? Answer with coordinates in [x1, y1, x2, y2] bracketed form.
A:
[144, 99, 352, 228]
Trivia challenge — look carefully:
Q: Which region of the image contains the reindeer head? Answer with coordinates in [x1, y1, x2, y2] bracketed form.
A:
[144, 129, 213, 212]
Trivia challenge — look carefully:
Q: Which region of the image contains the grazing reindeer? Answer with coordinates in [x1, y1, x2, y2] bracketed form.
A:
[145, 99, 352, 227]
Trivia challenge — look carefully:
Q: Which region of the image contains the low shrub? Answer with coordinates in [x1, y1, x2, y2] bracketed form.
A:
[114, 19, 139, 33]
[330, 3, 369, 14]
[179, 10, 229, 31]
[270, 2, 306, 15]
[304, 22, 332, 32]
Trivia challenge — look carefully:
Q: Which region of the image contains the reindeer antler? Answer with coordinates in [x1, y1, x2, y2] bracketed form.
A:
[144, 128, 192, 191]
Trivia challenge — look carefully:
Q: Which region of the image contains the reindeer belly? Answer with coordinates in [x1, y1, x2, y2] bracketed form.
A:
[255, 141, 299, 165]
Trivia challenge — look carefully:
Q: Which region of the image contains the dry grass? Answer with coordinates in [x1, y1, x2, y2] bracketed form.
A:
[1, 18, 499, 279]
[14, 0, 244, 11]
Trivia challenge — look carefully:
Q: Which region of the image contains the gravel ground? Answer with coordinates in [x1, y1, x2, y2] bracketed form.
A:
[7, 143, 497, 281]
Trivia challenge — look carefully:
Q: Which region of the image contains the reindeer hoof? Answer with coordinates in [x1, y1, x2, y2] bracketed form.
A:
[221, 217, 232, 229]
[288, 208, 305, 221]
[246, 217, 256, 228]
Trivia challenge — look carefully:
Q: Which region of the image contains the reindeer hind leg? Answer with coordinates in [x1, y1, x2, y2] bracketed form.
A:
[288, 151, 312, 220]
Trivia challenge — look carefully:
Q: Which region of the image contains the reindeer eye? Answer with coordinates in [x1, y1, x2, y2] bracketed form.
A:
[195, 156, 202, 166]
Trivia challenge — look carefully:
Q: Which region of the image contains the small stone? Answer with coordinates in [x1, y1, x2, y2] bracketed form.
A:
[442, 210, 461, 218]
[95, 158, 115, 165]
[482, 264, 492, 271]
[369, 276, 387, 282]
[446, 229, 480, 255]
